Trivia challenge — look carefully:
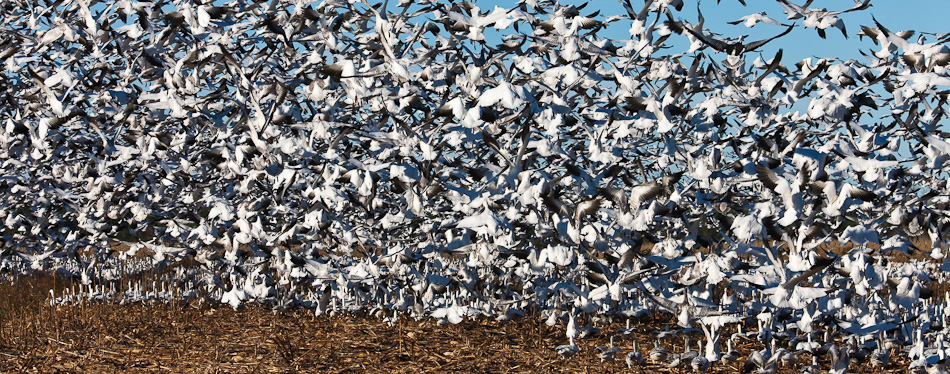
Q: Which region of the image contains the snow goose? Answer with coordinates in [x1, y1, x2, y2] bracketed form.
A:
[869, 340, 889, 368]
[776, 0, 870, 39]
[626, 339, 644, 368]
[669, 336, 700, 369]
[931, 360, 949, 374]
[721, 337, 738, 365]
[556, 310, 580, 358]
[728, 12, 791, 28]
[597, 336, 621, 362]
[776, 347, 798, 369]
[800, 356, 820, 374]
[870, 16, 950, 72]
[618, 319, 635, 340]
[650, 339, 670, 364]
[824, 343, 850, 374]
[690, 340, 711, 372]
[742, 342, 779, 374]
[678, 19, 794, 70]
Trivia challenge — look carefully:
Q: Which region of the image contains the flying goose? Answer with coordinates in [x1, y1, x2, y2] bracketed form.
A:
[870, 16, 950, 73]
[679, 21, 794, 57]
[776, 0, 871, 39]
[728, 12, 791, 28]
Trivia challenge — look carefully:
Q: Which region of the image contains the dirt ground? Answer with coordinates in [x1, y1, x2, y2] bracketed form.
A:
[0, 274, 920, 373]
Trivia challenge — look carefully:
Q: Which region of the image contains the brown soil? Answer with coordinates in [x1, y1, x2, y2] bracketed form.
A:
[0, 274, 920, 374]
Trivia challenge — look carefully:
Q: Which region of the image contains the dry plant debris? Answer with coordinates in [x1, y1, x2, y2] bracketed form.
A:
[0, 275, 923, 373]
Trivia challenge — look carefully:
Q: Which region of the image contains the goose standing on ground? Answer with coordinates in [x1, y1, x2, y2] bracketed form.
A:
[869, 334, 890, 368]
[742, 346, 779, 374]
[597, 335, 621, 362]
[650, 339, 670, 364]
[626, 339, 644, 368]
[670, 336, 700, 369]
[775, 344, 799, 369]
[691, 339, 711, 371]
[932, 360, 949, 374]
[801, 356, 820, 374]
[618, 319, 635, 340]
[825, 343, 850, 374]
[721, 337, 738, 365]
[556, 310, 580, 358]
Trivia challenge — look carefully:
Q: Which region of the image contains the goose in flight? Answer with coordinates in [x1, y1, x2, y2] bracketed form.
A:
[776, 0, 871, 39]
[728, 12, 791, 28]
[600, 170, 684, 214]
[870, 16, 950, 72]
[680, 22, 794, 57]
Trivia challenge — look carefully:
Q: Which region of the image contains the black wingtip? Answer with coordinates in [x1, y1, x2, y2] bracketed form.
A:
[813, 255, 836, 269]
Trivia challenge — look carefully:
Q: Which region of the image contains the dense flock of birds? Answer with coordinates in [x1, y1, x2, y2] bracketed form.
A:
[2, 0, 950, 371]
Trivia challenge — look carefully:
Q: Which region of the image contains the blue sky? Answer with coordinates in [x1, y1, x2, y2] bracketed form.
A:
[477, 0, 950, 65]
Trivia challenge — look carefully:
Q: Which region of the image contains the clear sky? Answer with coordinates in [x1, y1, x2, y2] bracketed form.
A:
[477, 0, 950, 65]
